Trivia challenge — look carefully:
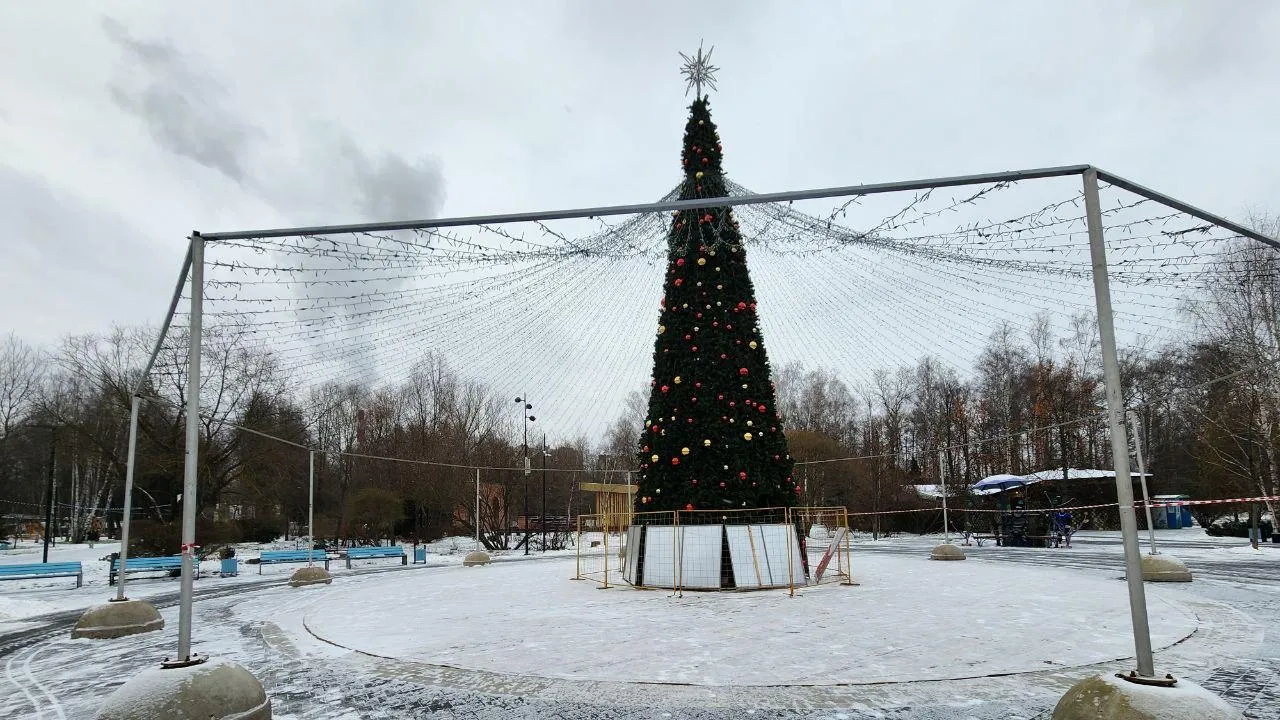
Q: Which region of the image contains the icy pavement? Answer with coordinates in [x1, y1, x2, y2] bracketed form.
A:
[1, 539, 1277, 719]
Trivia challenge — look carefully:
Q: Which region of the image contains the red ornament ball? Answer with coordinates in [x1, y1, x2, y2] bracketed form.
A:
[671, 457, 680, 466]
[660, 385, 669, 393]
[758, 405, 767, 413]
[739, 368, 749, 376]
[685, 503, 694, 511]
[738, 471, 747, 480]
[676, 258, 685, 266]
[719, 481, 726, 488]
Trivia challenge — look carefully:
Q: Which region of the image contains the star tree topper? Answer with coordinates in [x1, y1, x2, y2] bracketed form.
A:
[679, 41, 719, 98]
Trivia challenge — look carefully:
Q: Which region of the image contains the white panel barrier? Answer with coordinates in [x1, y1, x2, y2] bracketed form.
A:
[725, 525, 769, 588]
[622, 525, 642, 584]
[624, 523, 807, 590]
[677, 525, 724, 590]
[641, 526, 677, 588]
[753, 524, 806, 588]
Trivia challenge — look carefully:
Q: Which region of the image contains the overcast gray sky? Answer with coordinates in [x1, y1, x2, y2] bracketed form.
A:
[2, 0, 1278, 351]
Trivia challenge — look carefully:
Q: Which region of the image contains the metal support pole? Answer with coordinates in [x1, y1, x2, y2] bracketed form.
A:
[115, 396, 141, 600]
[474, 467, 481, 551]
[42, 428, 55, 563]
[176, 234, 204, 663]
[307, 450, 316, 567]
[1127, 411, 1158, 555]
[939, 450, 950, 544]
[541, 434, 547, 553]
[1084, 168, 1155, 678]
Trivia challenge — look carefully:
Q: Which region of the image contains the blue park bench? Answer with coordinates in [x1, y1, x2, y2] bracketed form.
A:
[345, 546, 407, 569]
[109, 555, 196, 585]
[0, 561, 83, 588]
[259, 549, 329, 573]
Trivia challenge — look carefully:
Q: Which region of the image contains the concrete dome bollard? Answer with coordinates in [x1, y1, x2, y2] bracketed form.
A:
[1140, 553, 1192, 582]
[463, 550, 492, 566]
[97, 656, 271, 720]
[1053, 673, 1239, 719]
[71, 599, 163, 639]
[288, 566, 333, 587]
[930, 543, 967, 561]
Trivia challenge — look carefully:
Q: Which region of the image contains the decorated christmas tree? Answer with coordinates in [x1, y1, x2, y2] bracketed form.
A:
[634, 48, 797, 513]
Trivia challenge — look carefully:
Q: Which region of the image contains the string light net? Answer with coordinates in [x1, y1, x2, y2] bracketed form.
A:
[151, 139, 1267, 473]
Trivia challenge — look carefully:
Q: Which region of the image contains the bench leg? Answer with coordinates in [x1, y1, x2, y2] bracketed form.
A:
[77, 572, 83, 589]
[401, 555, 407, 566]
[346, 557, 352, 570]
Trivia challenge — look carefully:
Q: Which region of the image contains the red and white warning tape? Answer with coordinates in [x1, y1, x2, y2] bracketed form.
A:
[845, 495, 1279, 518]
[1143, 495, 1280, 507]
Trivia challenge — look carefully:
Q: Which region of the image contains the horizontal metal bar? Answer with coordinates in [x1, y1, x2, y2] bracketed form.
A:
[1096, 168, 1280, 251]
[198, 164, 1093, 241]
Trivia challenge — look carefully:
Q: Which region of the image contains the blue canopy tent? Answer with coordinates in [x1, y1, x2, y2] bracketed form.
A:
[972, 474, 1031, 495]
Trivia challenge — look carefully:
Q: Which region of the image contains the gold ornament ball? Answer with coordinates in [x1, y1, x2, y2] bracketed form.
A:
[681, 447, 690, 455]
[744, 432, 753, 441]
[658, 325, 666, 334]
[749, 341, 758, 349]
[695, 171, 704, 179]
[703, 439, 712, 447]
[746, 420, 754, 427]
[674, 376, 682, 384]
[650, 454, 659, 463]
[697, 258, 706, 266]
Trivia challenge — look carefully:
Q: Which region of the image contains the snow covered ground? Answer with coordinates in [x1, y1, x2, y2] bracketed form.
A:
[299, 554, 1195, 685]
[0, 536, 566, 630]
[1, 531, 1277, 719]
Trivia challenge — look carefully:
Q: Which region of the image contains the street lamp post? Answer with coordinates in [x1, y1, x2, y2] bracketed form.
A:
[21, 424, 60, 563]
[514, 396, 535, 556]
[541, 434, 550, 553]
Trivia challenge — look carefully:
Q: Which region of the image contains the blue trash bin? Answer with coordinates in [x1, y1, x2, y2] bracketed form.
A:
[220, 557, 239, 577]
[413, 547, 426, 564]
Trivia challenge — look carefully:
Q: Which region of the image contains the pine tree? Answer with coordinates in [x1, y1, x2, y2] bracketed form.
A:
[633, 97, 797, 513]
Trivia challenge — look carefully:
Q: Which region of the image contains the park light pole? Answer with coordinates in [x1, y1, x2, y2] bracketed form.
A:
[22, 424, 60, 563]
[541, 434, 550, 552]
[514, 396, 535, 555]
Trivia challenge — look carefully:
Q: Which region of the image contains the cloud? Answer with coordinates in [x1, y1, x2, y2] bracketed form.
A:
[340, 137, 446, 222]
[101, 17, 263, 185]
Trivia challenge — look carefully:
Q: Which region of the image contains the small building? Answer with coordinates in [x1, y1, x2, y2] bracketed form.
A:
[1151, 494, 1194, 529]
[579, 482, 635, 529]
